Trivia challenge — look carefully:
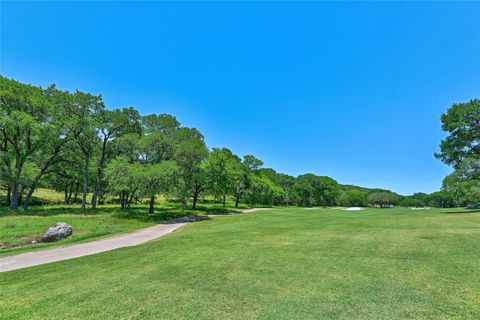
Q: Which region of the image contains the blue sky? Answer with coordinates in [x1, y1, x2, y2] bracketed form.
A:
[1, 2, 479, 195]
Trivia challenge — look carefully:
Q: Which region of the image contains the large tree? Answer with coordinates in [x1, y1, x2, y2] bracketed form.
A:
[105, 156, 142, 209]
[293, 174, 340, 207]
[243, 154, 263, 171]
[91, 107, 141, 209]
[172, 127, 208, 209]
[22, 87, 74, 209]
[229, 156, 249, 208]
[344, 189, 367, 207]
[68, 91, 104, 209]
[0, 77, 50, 209]
[428, 190, 456, 208]
[435, 99, 480, 169]
[366, 191, 398, 208]
[245, 174, 284, 206]
[204, 148, 239, 207]
[435, 99, 480, 206]
[442, 159, 480, 207]
[139, 161, 179, 214]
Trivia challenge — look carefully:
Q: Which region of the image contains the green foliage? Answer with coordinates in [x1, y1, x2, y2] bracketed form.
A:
[443, 175, 480, 207]
[105, 157, 142, 201]
[366, 191, 398, 208]
[172, 127, 208, 207]
[244, 174, 285, 206]
[3, 76, 471, 211]
[435, 99, 480, 207]
[204, 148, 239, 206]
[292, 174, 340, 206]
[0, 77, 53, 209]
[344, 189, 368, 207]
[435, 99, 480, 169]
[428, 190, 456, 208]
[243, 154, 263, 171]
[140, 161, 179, 212]
[398, 197, 424, 208]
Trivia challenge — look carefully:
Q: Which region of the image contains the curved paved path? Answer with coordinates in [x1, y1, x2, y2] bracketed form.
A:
[0, 223, 185, 273]
[0, 208, 272, 273]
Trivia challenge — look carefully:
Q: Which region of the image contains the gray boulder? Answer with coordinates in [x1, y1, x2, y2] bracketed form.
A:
[42, 223, 73, 242]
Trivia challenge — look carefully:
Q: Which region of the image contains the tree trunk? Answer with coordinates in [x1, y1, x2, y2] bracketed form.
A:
[127, 190, 136, 208]
[2, 145, 12, 206]
[92, 137, 108, 210]
[6, 185, 11, 206]
[9, 178, 19, 210]
[81, 158, 89, 210]
[182, 189, 188, 209]
[91, 173, 100, 209]
[64, 187, 69, 204]
[149, 195, 155, 214]
[120, 191, 125, 209]
[192, 192, 198, 210]
[235, 192, 240, 208]
[192, 184, 203, 210]
[67, 182, 73, 204]
[23, 168, 47, 210]
[18, 184, 23, 205]
[10, 157, 22, 210]
[235, 185, 242, 208]
[73, 182, 79, 204]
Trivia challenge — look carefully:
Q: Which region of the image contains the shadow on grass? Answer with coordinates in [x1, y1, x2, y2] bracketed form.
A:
[0, 205, 119, 217]
[113, 205, 240, 223]
[0, 202, 242, 223]
[445, 209, 480, 214]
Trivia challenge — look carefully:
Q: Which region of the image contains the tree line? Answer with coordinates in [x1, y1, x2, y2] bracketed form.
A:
[1, 76, 478, 210]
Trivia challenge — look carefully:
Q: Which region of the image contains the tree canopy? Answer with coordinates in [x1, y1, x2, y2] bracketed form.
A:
[1, 76, 473, 210]
[436, 99, 480, 207]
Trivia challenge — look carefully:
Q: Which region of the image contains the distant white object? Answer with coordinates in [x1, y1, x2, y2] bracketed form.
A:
[342, 207, 364, 211]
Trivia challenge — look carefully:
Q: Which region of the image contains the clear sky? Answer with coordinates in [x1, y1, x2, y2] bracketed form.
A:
[1, 2, 479, 195]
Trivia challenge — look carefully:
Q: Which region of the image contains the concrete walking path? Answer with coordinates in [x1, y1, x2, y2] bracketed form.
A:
[0, 207, 272, 273]
[0, 223, 185, 273]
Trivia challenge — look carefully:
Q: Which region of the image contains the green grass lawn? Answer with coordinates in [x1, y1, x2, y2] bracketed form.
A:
[1, 207, 479, 319]
[0, 202, 247, 257]
[0, 209, 153, 256]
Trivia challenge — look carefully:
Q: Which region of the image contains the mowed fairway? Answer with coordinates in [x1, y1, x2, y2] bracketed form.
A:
[1, 207, 479, 319]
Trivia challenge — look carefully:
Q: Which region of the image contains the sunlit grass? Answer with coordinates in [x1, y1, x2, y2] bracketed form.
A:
[0, 200, 249, 256]
[1, 207, 479, 319]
